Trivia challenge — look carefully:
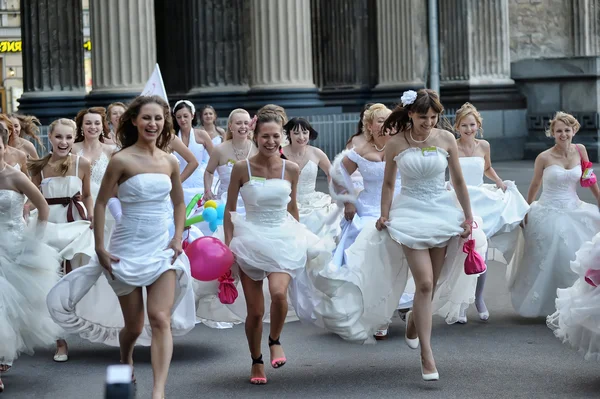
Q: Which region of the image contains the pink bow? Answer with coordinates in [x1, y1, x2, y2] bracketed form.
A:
[585, 268, 600, 287]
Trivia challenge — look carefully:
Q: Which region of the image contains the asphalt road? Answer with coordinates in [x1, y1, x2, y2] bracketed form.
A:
[4, 160, 599, 399]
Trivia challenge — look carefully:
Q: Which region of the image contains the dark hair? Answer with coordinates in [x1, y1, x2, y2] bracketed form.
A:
[283, 117, 318, 141]
[172, 100, 199, 132]
[383, 89, 445, 136]
[199, 105, 218, 127]
[346, 102, 374, 147]
[75, 107, 111, 143]
[117, 96, 174, 151]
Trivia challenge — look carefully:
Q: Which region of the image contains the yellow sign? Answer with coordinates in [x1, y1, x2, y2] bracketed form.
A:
[0, 40, 92, 53]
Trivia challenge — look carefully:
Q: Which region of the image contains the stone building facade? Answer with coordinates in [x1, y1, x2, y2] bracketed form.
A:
[13, 0, 600, 160]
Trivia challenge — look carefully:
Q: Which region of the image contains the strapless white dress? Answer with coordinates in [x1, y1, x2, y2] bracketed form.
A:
[296, 160, 342, 239]
[547, 232, 600, 361]
[46, 173, 196, 346]
[0, 190, 62, 364]
[508, 165, 600, 317]
[303, 147, 487, 342]
[175, 130, 206, 206]
[458, 157, 529, 262]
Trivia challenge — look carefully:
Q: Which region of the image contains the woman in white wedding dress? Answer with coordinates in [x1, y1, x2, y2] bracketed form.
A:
[223, 109, 333, 385]
[172, 100, 214, 206]
[307, 90, 485, 381]
[28, 118, 95, 362]
[452, 103, 530, 323]
[281, 117, 341, 238]
[509, 112, 600, 318]
[547, 232, 600, 361]
[49, 96, 196, 399]
[0, 126, 61, 393]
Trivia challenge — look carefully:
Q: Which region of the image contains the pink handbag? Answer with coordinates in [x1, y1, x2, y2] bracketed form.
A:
[575, 145, 597, 188]
[463, 221, 487, 276]
[218, 270, 238, 304]
[585, 268, 600, 287]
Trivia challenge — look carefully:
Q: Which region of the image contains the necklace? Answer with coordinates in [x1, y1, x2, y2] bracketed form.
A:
[373, 143, 386, 152]
[410, 130, 432, 144]
[232, 141, 249, 160]
[459, 139, 478, 157]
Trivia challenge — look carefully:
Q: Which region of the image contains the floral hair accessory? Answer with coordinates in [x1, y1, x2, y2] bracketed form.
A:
[401, 90, 418, 107]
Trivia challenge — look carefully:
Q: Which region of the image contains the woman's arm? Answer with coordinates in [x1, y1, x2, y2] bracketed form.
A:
[18, 172, 49, 221]
[482, 141, 506, 190]
[286, 162, 300, 221]
[446, 134, 473, 231]
[94, 157, 123, 250]
[79, 157, 94, 226]
[315, 147, 332, 180]
[168, 156, 185, 263]
[526, 154, 545, 205]
[203, 145, 221, 198]
[196, 129, 214, 156]
[223, 162, 244, 247]
[577, 144, 600, 203]
[380, 140, 400, 220]
[170, 134, 199, 183]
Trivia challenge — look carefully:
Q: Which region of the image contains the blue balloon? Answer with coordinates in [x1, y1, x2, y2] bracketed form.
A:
[209, 220, 218, 232]
[216, 218, 224, 226]
[202, 207, 218, 223]
[216, 203, 226, 219]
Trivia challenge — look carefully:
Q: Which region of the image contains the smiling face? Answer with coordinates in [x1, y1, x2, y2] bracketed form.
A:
[289, 126, 310, 149]
[133, 103, 165, 144]
[229, 112, 251, 139]
[110, 106, 125, 129]
[457, 114, 479, 138]
[82, 113, 104, 141]
[256, 121, 283, 157]
[175, 106, 193, 130]
[9, 117, 20, 137]
[409, 107, 439, 136]
[552, 120, 575, 145]
[50, 124, 75, 157]
[366, 109, 391, 138]
[202, 107, 216, 125]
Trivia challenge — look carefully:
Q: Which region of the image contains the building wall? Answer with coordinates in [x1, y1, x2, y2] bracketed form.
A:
[509, 0, 574, 61]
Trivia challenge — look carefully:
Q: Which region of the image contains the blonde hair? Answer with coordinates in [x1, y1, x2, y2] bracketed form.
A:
[362, 103, 390, 141]
[454, 102, 484, 137]
[28, 118, 77, 178]
[226, 108, 250, 141]
[545, 111, 581, 137]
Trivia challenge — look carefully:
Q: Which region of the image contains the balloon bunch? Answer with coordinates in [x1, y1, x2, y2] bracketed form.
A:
[184, 194, 226, 232]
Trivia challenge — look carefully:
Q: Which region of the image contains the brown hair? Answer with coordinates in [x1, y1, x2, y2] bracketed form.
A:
[75, 107, 110, 143]
[454, 102, 484, 137]
[545, 111, 581, 138]
[346, 102, 374, 147]
[257, 104, 288, 125]
[28, 119, 77, 178]
[225, 108, 251, 141]
[0, 123, 8, 146]
[383, 89, 445, 136]
[117, 95, 173, 151]
[253, 109, 285, 143]
[0, 114, 15, 145]
[107, 102, 127, 124]
[9, 113, 44, 149]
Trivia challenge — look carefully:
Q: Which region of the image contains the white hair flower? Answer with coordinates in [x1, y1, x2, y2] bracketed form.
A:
[401, 90, 418, 107]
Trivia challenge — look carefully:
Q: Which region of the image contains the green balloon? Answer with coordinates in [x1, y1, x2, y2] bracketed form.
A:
[185, 194, 204, 218]
[185, 214, 204, 227]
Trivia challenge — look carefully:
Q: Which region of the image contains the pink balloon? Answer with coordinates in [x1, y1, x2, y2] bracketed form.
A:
[185, 237, 234, 281]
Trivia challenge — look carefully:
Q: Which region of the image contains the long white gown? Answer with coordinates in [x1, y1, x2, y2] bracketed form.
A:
[508, 165, 600, 317]
[296, 160, 342, 239]
[547, 232, 600, 361]
[302, 147, 487, 342]
[0, 190, 62, 364]
[47, 173, 197, 346]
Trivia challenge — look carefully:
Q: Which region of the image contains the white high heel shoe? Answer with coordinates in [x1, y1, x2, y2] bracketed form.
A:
[404, 310, 419, 349]
[421, 363, 439, 381]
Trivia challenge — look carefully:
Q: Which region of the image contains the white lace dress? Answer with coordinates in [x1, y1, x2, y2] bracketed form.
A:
[46, 173, 197, 346]
[547, 232, 600, 361]
[0, 190, 62, 364]
[296, 160, 342, 238]
[303, 147, 487, 342]
[508, 165, 600, 317]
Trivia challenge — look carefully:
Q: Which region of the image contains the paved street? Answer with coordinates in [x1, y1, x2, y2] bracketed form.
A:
[5, 160, 600, 399]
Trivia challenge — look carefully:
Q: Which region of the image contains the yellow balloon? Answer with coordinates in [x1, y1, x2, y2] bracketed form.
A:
[204, 200, 218, 209]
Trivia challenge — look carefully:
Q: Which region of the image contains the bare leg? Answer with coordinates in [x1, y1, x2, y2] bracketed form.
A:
[267, 272, 291, 367]
[475, 254, 489, 319]
[240, 271, 267, 383]
[117, 287, 145, 382]
[403, 246, 441, 375]
[146, 271, 177, 399]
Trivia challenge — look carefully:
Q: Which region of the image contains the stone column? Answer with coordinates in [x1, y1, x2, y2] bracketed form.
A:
[439, 0, 513, 87]
[250, 0, 315, 90]
[86, 0, 157, 105]
[375, 0, 428, 90]
[573, 0, 600, 56]
[18, 0, 86, 123]
[311, 0, 377, 91]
